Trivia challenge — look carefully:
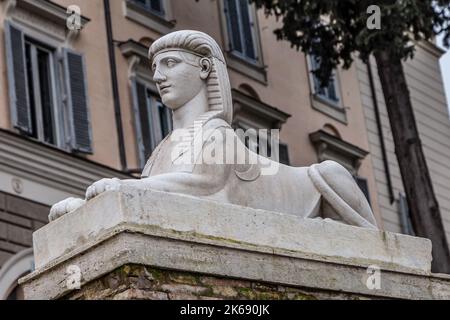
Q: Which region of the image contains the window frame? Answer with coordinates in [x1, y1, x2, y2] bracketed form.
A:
[145, 88, 172, 150]
[124, 0, 175, 35]
[23, 37, 62, 147]
[224, 0, 259, 63]
[4, 18, 92, 154]
[8, 24, 69, 150]
[132, 77, 173, 169]
[219, 0, 267, 84]
[308, 55, 342, 107]
[306, 55, 347, 124]
[130, 0, 165, 17]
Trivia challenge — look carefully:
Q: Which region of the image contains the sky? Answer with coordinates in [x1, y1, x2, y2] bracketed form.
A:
[437, 35, 450, 115]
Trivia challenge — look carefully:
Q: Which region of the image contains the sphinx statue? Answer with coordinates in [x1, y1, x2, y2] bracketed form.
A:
[49, 30, 377, 230]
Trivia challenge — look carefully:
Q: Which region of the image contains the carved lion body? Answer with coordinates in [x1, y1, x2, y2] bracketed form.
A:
[140, 117, 377, 229]
[49, 30, 378, 230]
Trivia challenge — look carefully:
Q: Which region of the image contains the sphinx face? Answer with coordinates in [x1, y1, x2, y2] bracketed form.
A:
[152, 51, 206, 110]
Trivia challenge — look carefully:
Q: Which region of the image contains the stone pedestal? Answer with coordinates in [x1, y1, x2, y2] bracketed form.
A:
[20, 188, 450, 299]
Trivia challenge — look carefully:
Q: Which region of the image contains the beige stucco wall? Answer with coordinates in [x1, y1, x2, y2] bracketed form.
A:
[357, 43, 450, 242]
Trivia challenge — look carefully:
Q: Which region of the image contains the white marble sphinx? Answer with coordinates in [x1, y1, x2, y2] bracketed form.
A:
[49, 30, 377, 230]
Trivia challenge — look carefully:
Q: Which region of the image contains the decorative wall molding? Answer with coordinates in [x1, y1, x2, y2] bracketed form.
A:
[119, 39, 151, 79]
[417, 40, 446, 58]
[232, 89, 291, 130]
[119, 39, 149, 61]
[2, 0, 90, 43]
[309, 129, 369, 175]
[0, 129, 131, 206]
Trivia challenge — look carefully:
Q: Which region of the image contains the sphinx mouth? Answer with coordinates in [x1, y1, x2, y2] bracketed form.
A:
[159, 84, 172, 91]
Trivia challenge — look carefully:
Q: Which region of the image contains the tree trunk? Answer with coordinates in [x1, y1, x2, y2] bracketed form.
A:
[374, 50, 450, 274]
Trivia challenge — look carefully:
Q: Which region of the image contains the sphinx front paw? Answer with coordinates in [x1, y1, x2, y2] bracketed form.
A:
[86, 178, 122, 200]
[49, 198, 86, 222]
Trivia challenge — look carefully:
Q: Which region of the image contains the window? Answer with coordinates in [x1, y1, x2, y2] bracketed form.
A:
[309, 55, 341, 107]
[24, 40, 58, 145]
[231, 89, 291, 164]
[354, 176, 371, 205]
[307, 56, 346, 123]
[130, 0, 164, 16]
[224, 0, 258, 62]
[278, 143, 290, 165]
[124, 0, 174, 35]
[4, 21, 92, 153]
[220, 0, 266, 83]
[133, 80, 172, 168]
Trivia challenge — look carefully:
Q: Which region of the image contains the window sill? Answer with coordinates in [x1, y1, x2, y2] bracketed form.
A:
[311, 94, 348, 124]
[124, 0, 175, 35]
[226, 52, 267, 85]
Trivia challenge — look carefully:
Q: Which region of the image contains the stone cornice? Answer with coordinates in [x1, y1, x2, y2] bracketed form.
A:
[232, 89, 291, 129]
[309, 130, 369, 174]
[119, 39, 149, 60]
[417, 39, 446, 58]
[3, 0, 90, 28]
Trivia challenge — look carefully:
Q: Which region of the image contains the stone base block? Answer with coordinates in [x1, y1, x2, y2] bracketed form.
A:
[19, 188, 450, 300]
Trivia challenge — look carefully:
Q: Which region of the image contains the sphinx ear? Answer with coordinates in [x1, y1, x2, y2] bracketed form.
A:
[199, 58, 212, 80]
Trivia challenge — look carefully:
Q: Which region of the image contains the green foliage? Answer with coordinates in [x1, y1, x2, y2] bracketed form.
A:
[251, 0, 450, 85]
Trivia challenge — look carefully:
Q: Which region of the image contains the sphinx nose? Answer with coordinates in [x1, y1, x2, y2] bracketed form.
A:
[153, 69, 167, 83]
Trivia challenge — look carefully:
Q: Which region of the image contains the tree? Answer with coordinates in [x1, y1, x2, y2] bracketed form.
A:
[250, 0, 450, 273]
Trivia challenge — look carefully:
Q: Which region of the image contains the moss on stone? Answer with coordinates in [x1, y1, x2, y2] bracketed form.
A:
[237, 287, 257, 299]
[168, 273, 200, 286]
[147, 267, 165, 281]
[290, 292, 317, 300]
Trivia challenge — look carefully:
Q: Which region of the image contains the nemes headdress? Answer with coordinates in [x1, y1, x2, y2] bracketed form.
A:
[148, 30, 233, 125]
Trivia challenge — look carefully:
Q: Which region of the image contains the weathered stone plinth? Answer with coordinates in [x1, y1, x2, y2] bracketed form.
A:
[20, 188, 450, 299]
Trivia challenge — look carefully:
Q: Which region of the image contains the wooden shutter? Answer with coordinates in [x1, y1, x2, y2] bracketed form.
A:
[63, 49, 92, 153]
[4, 21, 32, 134]
[131, 79, 153, 168]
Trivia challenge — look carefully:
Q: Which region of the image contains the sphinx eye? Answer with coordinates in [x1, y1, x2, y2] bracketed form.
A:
[166, 59, 177, 68]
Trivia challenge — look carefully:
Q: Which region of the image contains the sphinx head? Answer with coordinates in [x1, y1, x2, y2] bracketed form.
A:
[151, 50, 211, 110]
[148, 30, 233, 123]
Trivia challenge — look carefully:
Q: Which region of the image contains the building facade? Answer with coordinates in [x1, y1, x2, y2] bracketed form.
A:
[0, 0, 448, 299]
